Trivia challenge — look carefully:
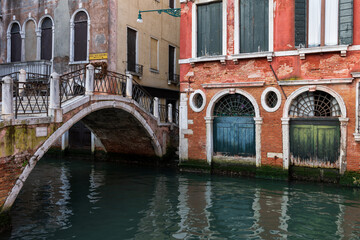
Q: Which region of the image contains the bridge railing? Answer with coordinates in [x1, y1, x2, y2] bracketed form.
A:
[59, 67, 86, 106]
[94, 70, 127, 97]
[132, 79, 154, 114]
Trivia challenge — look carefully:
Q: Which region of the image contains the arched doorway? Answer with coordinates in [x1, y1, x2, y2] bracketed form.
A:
[213, 94, 256, 157]
[288, 90, 342, 168]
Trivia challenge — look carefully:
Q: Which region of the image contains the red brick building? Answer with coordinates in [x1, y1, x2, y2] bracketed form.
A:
[178, 0, 360, 177]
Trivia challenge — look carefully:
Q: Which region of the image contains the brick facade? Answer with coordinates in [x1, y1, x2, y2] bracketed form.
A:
[179, 0, 360, 173]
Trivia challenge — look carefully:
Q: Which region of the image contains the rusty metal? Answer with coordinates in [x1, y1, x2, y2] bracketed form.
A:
[60, 67, 86, 106]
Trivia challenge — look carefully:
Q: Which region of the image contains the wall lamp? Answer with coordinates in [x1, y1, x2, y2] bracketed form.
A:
[137, 8, 181, 23]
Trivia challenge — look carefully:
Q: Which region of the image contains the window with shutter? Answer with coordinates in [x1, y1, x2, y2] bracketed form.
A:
[74, 11, 88, 62]
[127, 28, 137, 73]
[41, 18, 53, 61]
[197, 2, 222, 57]
[239, 0, 269, 53]
[150, 38, 158, 71]
[10, 23, 21, 62]
[169, 45, 175, 80]
[295, 0, 353, 48]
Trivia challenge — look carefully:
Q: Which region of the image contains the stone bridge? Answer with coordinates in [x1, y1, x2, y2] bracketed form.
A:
[0, 65, 178, 224]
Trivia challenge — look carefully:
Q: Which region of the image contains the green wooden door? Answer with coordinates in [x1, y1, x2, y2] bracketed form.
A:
[214, 117, 255, 157]
[290, 119, 340, 165]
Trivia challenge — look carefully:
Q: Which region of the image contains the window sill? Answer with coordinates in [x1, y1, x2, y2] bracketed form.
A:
[354, 133, 360, 142]
[298, 45, 348, 59]
[150, 69, 159, 74]
[230, 51, 273, 63]
[188, 55, 227, 67]
[69, 60, 89, 65]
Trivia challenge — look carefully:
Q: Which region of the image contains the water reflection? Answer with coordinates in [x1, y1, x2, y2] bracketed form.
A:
[3, 158, 360, 239]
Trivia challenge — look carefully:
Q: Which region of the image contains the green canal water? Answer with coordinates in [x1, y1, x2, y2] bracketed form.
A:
[1, 156, 360, 239]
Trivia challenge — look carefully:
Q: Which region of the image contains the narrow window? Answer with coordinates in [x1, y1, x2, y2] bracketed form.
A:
[168, 45, 175, 82]
[240, 0, 269, 53]
[197, 2, 222, 57]
[11, 24, 21, 62]
[150, 37, 158, 71]
[127, 28, 137, 73]
[41, 18, 53, 60]
[74, 11, 88, 62]
[169, 0, 175, 8]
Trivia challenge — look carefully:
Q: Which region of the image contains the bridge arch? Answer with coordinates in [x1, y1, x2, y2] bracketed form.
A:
[2, 100, 163, 212]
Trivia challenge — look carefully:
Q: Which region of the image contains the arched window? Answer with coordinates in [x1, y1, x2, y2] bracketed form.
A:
[25, 20, 37, 61]
[41, 17, 53, 60]
[74, 11, 88, 62]
[11, 24, 21, 62]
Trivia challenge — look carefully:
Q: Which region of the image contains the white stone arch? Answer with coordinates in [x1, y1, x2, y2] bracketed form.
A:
[205, 88, 263, 166]
[2, 100, 163, 212]
[6, 21, 22, 62]
[38, 15, 55, 62]
[22, 18, 38, 61]
[281, 85, 349, 174]
[70, 8, 91, 63]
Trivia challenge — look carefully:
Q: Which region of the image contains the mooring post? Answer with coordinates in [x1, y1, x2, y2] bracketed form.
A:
[153, 97, 159, 119]
[85, 64, 94, 95]
[1, 76, 14, 120]
[168, 103, 173, 123]
[126, 73, 133, 99]
[49, 72, 62, 122]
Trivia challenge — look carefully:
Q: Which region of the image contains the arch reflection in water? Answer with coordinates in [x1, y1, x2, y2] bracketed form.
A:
[5, 157, 360, 239]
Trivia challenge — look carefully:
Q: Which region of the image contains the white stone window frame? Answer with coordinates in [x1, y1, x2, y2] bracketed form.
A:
[70, 9, 91, 64]
[6, 21, 22, 63]
[281, 85, 348, 174]
[189, 89, 206, 112]
[38, 15, 55, 63]
[261, 87, 281, 112]
[149, 36, 159, 73]
[191, 0, 227, 59]
[233, 0, 274, 55]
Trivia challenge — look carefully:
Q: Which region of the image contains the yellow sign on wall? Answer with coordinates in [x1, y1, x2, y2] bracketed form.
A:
[89, 53, 108, 60]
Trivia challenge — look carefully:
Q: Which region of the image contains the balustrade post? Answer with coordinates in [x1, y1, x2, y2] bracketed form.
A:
[49, 72, 62, 122]
[19, 69, 26, 97]
[153, 97, 159, 119]
[1, 76, 14, 121]
[168, 103, 173, 123]
[85, 64, 94, 95]
[126, 74, 133, 99]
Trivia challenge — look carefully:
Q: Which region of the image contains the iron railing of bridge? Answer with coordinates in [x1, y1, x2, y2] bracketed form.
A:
[132, 79, 154, 114]
[94, 71, 127, 97]
[158, 104, 168, 123]
[59, 67, 86, 106]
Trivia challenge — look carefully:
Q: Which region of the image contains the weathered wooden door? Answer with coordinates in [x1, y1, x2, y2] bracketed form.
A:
[290, 119, 340, 166]
[127, 28, 137, 72]
[214, 117, 255, 156]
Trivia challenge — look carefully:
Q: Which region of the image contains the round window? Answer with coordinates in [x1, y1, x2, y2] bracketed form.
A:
[189, 90, 206, 112]
[261, 87, 282, 112]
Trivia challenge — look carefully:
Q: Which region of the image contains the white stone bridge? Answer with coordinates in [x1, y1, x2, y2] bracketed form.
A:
[0, 65, 178, 219]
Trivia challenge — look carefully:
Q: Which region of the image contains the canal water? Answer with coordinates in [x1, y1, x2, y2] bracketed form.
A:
[1, 156, 360, 240]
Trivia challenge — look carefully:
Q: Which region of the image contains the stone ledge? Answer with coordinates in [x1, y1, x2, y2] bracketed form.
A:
[278, 78, 354, 86]
[202, 81, 265, 89]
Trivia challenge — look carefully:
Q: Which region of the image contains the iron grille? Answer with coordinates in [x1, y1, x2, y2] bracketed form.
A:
[194, 93, 204, 108]
[132, 79, 154, 113]
[60, 67, 86, 106]
[214, 94, 255, 117]
[158, 104, 168, 123]
[94, 71, 127, 96]
[14, 80, 49, 118]
[127, 63, 143, 77]
[289, 91, 341, 117]
[168, 74, 180, 85]
[266, 91, 278, 108]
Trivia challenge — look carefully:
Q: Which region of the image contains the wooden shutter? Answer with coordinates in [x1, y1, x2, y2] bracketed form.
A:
[127, 28, 137, 72]
[295, 0, 307, 48]
[11, 24, 21, 62]
[240, 0, 269, 53]
[197, 2, 222, 57]
[339, 0, 353, 45]
[41, 18, 53, 60]
[169, 45, 175, 78]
